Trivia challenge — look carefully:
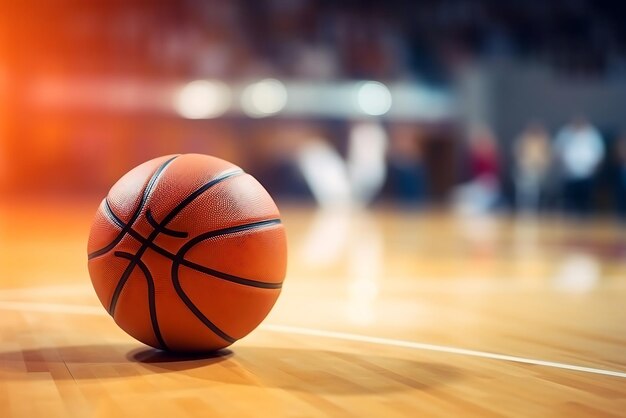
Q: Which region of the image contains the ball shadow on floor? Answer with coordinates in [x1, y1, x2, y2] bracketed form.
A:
[0, 343, 231, 380]
[0, 343, 463, 395]
[132, 345, 463, 395]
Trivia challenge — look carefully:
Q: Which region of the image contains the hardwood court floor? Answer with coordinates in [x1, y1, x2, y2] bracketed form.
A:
[1, 199, 626, 417]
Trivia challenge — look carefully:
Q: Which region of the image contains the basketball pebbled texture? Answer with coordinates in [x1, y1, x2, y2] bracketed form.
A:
[87, 154, 287, 352]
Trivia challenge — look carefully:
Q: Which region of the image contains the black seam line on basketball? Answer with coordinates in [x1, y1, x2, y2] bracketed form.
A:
[115, 251, 169, 351]
[103, 199, 126, 229]
[171, 260, 237, 344]
[98, 203, 283, 289]
[87, 155, 179, 260]
[159, 169, 244, 227]
[89, 166, 241, 261]
[108, 225, 161, 315]
[175, 219, 284, 287]
[145, 209, 188, 238]
[123, 219, 284, 289]
[107, 168, 246, 315]
[92, 169, 243, 259]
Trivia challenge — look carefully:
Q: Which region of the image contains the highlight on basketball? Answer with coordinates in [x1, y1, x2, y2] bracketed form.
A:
[1, 2, 625, 417]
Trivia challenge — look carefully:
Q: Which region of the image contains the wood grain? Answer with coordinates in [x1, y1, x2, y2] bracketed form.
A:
[0, 200, 625, 417]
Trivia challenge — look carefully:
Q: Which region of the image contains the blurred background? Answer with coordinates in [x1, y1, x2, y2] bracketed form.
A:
[3, 4, 626, 414]
[3, 1, 626, 413]
[2, 0, 626, 219]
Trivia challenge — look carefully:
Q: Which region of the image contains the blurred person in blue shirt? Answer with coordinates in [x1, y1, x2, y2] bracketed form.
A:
[386, 125, 426, 207]
[554, 117, 605, 216]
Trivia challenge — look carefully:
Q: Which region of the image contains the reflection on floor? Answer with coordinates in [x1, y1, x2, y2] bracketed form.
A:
[0, 200, 625, 417]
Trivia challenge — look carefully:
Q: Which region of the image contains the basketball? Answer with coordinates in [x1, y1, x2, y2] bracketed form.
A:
[87, 154, 287, 352]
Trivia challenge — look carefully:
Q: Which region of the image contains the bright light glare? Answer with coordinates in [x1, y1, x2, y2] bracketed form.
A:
[554, 253, 600, 293]
[241, 79, 287, 117]
[356, 81, 392, 116]
[175, 80, 231, 119]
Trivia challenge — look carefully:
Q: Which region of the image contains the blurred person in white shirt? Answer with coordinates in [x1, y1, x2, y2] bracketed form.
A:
[554, 117, 605, 216]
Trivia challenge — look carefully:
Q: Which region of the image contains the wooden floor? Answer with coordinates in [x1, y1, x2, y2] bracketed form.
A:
[1, 199, 626, 417]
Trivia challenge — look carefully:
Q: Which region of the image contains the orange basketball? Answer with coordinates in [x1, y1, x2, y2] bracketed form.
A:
[87, 154, 287, 352]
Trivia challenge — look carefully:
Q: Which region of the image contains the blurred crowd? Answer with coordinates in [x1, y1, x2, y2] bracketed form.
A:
[435, 116, 626, 218]
[256, 117, 626, 219]
[3, 0, 626, 221]
[456, 117, 612, 217]
[3, 1, 626, 81]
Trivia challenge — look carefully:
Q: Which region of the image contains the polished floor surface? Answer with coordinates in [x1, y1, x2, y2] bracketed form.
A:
[1, 199, 625, 417]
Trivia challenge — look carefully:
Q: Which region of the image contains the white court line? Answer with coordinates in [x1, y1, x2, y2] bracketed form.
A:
[260, 324, 626, 379]
[1, 300, 625, 379]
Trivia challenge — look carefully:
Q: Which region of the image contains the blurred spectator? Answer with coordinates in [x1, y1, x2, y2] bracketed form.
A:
[513, 122, 551, 214]
[613, 132, 626, 218]
[554, 117, 605, 216]
[386, 125, 427, 206]
[468, 124, 500, 186]
[346, 122, 388, 206]
[453, 123, 501, 215]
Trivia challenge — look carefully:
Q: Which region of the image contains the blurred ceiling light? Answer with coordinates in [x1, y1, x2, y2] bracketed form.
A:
[356, 81, 392, 116]
[241, 79, 287, 117]
[175, 80, 231, 119]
